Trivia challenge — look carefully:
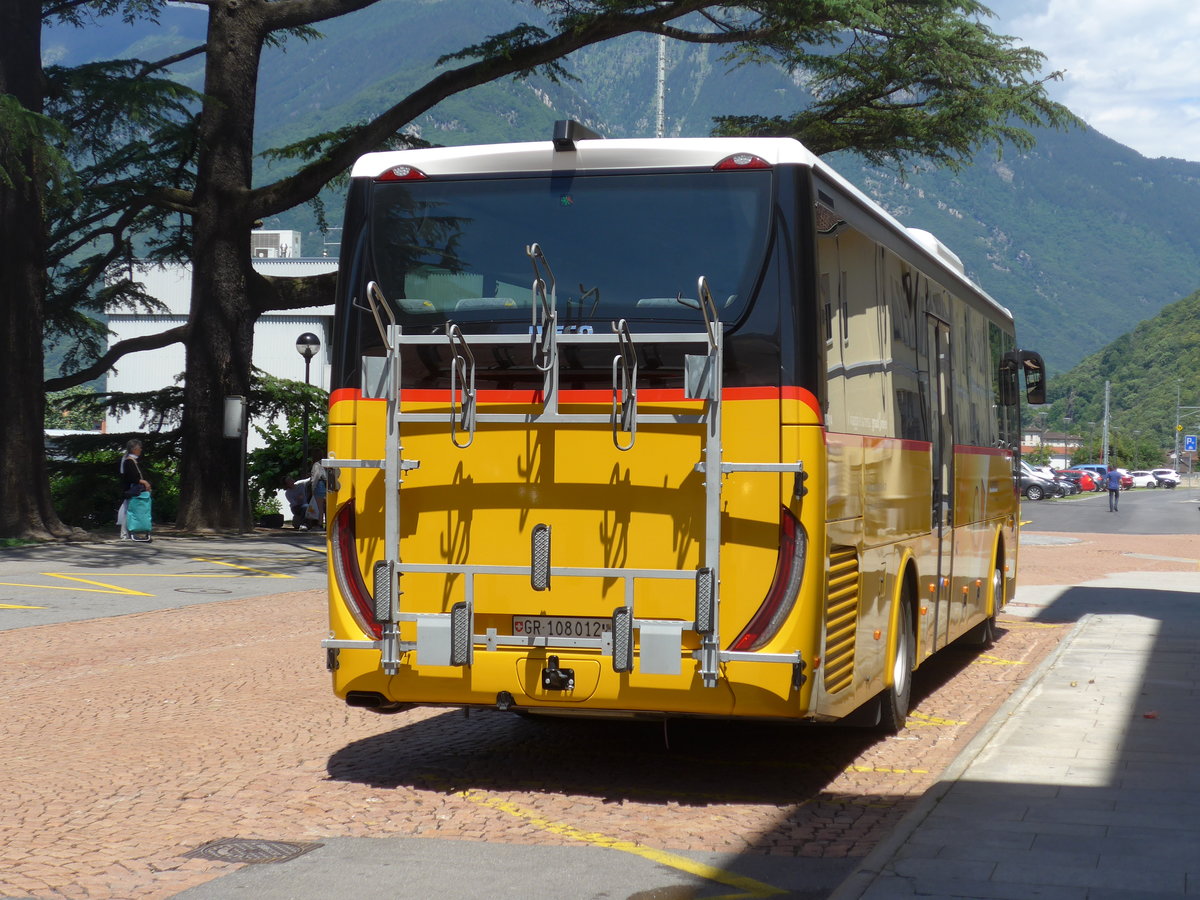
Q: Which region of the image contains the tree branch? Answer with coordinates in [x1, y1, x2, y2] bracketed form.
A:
[137, 43, 208, 77]
[263, 0, 380, 31]
[248, 269, 339, 315]
[44, 323, 189, 392]
[249, 0, 709, 217]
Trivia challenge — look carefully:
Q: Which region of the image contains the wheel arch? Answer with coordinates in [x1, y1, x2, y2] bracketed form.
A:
[884, 551, 920, 689]
[989, 528, 1007, 617]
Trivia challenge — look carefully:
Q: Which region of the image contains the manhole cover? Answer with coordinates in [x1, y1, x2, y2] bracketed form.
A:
[174, 587, 233, 595]
[183, 838, 322, 864]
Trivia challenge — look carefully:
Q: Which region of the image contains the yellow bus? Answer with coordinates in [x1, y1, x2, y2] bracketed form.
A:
[321, 121, 1046, 730]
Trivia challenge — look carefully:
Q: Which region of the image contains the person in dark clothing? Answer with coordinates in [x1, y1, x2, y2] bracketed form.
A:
[1105, 465, 1122, 512]
[117, 440, 152, 539]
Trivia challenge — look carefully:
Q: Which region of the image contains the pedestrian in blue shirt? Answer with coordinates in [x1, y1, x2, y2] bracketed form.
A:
[1105, 465, 1122, 511]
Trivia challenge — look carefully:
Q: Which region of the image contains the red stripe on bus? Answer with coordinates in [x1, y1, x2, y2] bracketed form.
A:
[827, 433, 933, 453]
[782, 385, 823, 422]
[953, 444, 1013, 457]
[332, 385, 816, 404]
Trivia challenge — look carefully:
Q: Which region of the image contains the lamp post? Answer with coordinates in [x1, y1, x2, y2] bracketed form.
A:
[296, 332, 321, 471]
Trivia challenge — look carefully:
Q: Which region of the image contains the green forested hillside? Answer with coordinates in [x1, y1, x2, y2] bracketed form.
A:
[1038, 288, 1200, 457]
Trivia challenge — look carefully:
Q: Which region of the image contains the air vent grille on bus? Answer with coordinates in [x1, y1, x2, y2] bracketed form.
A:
[823, 547, 861, 694]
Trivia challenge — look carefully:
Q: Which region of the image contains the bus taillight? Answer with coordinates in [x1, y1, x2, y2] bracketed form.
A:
[375, 165, 428, 182]
[714, 153, 771, 171]
[330, 504, 383, 639]
[729, 506, 807, 651]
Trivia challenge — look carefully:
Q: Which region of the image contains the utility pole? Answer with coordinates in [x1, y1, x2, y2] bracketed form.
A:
[1175, 380, 1182, 467]
[1102, 380, 1110, 465]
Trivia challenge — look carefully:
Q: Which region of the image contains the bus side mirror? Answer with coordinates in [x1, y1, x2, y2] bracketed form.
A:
[1020, 350, 1046, 405]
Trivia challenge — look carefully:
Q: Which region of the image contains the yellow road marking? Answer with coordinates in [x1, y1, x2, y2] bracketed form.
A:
[456, 789, 786, 898]
[0, 603, 47, 609]
[0, 575, 152, 596]
[193, 557, 294, 578]
[0, 555, 300, 597]
[976, 655, 1025, 666]
[907, 711, 967, 727]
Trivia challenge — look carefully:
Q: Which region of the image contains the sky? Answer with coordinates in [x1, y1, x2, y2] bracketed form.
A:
[985, 0, 1200, 162]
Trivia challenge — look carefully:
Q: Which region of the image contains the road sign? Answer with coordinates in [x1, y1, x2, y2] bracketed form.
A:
[1186, 435, 1198, 452]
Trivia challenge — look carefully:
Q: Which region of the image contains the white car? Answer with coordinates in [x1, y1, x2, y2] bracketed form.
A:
[1152, 468, 1181, 487]
[1128, 470, 1159, 488]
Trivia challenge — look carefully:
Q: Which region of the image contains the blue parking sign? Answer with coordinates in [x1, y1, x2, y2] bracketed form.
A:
[1186, 435, 1198, 452]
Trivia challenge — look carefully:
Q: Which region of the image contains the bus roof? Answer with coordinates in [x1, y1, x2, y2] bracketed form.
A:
[350, 136, 824, 179]
[352, 134, 1012, 321]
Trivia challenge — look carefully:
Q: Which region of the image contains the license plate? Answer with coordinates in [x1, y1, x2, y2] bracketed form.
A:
[512, 615, 611, 639]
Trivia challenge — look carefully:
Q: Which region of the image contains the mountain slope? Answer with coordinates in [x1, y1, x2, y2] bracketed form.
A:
[44, 0, 1200, 377]
[832, 127, 1200, 368]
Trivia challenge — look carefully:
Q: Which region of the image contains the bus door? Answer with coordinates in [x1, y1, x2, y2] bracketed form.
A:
[923, 313, 954, 650]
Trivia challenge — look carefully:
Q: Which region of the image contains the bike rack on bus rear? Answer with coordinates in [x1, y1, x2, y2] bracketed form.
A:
[322, 257, 805, 692]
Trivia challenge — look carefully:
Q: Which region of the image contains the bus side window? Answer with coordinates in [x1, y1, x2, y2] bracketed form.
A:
[998, 353, 1019, 407]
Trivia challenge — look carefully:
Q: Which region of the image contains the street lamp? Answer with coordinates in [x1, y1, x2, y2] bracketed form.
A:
[296, 332, 321, 471]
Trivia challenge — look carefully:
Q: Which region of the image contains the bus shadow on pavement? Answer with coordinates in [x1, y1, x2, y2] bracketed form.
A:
[324, 635, 987, 808]
[1028, 580, 1200, 626]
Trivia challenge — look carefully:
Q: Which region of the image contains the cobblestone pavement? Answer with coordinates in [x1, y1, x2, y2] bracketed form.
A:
[4, 531, 1187, 900]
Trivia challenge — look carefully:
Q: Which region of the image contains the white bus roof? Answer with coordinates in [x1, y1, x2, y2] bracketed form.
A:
[351, 134, 1010, 320]
[350, 136, 823, 179]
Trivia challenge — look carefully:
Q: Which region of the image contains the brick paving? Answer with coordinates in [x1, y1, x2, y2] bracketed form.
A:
[4, 531, 1177, 899]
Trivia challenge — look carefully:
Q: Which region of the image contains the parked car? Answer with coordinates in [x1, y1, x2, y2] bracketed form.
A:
[1060, 472, 1099, 494]
[1128, 470, 1159, 488]
[1052, 473, 1081, 495]
[1072, 463, 1110, 488]
[1152, 468, 1181, 488]
[1115, 469, 1133, 490]
[1058, 468, 1098, 491]
[1019, 471, 1058, 501]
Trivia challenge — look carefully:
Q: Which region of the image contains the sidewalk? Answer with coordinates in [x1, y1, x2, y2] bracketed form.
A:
[830, 569, 1200, 900]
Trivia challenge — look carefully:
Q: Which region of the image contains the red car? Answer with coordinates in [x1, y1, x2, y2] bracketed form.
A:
[1058, 468, 1098, 491]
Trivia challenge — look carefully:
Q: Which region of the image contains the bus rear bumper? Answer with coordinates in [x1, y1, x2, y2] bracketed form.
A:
[323, 640, 810, 720]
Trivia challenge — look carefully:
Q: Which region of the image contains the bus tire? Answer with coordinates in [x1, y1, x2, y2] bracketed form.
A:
[878, 593, 915, 733]
[965, 563, 1003, 647]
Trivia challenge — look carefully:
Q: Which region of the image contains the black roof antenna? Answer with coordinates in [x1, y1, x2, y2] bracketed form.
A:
[553, 120, 604, 152]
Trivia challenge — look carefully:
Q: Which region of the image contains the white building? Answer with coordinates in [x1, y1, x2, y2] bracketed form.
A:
[250, 229, 302, 259]
[105, 255, 337, 453]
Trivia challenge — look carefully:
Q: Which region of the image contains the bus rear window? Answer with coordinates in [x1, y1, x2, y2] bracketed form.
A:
[367, 170, 771, 328]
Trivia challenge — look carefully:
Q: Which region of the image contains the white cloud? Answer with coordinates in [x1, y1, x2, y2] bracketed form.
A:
[987, 0, 1200, 161]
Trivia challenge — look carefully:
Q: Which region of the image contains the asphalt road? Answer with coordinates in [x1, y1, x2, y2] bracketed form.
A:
[1020, 481, 1200, 535]
[0, 529, 328, 631]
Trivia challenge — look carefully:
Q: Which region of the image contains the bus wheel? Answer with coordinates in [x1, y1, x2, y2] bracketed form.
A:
[965, 563, 1003, 647]
[879, 597, 915, 733]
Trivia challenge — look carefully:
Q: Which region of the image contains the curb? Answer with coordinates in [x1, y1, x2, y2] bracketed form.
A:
[826, 611, 1091, 900]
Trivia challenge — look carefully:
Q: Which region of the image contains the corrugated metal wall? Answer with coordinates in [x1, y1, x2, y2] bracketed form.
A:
[105, 259, 337, 457]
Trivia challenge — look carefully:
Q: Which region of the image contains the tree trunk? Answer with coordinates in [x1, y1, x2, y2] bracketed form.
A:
[174, 0, 266, 531]
[0, 0, 78, 540]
